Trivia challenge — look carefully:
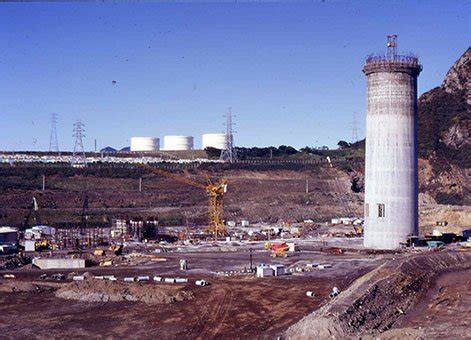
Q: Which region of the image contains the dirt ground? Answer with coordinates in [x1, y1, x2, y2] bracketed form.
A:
[0, 244, 382, 339]
[0, 274, 360, 339]
[285, 251, 471, 339]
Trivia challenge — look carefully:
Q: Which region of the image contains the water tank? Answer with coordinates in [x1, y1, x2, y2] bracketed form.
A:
[163, 136, 193, 151]
[130, 137, 160, 152]
[202, 133, 228, 150]
[362, 35, 422, 249]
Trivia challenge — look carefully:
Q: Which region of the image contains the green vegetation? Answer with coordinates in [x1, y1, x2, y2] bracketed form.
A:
[418, 87, 469, 168]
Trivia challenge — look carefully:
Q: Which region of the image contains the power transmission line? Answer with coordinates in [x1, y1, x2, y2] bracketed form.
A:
[351, 112, 359, 143]
[49, 113, 59, 152]
[72, 120, 87, 165]
[220, 107, 237, 163]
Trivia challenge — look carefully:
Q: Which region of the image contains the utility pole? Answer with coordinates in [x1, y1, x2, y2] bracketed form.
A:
[220, 107, 237, 163]
[49, 113, 59, 153]
[72, 120, 87, 165]
[249, 247, 253, 272]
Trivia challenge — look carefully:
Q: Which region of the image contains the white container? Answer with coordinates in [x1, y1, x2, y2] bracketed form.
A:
[136, 276, 149, 282]
[180, 259, 188, 270]
[130, 137, 160, 152]
[72, 276, 85, 281]
[270, 264, 285, 276]
[32, 258, 85, 270]
[24, 240, 36, 252]
[256, 265, 274, 278]
[202, 133, 228, 150]
[94, 276, 105, 280]
[353, 219, 364, 226]
[287, 242, 299, 252]
[241, 220, 250, 227]
[124, 277, 135, 282]
[306, 263, 319, 268]
[163, 136, 193, 151]
[318, 264, 332, 269]
[175, 278, 188, 283]
[340, 217, 353, 225]
[195, 280, 208, 286]
[227, 221, 236, 227]
[306, 291, 315, 297]
[153, 276, 163, 282]
[164, 278, 176, 283]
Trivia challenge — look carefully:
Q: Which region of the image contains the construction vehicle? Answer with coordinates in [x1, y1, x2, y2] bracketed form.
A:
[353, 225, 364, 236]
[94, 249, 105, 256]
[99, 259, 113, 267]
[268, 242, 289, 257]
[35, 239, 51, 251]
[141, 164, 229, 239]
[108, 244, 123, 256]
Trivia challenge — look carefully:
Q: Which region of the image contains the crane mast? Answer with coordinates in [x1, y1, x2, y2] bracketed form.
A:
[141, 164, 228, 238]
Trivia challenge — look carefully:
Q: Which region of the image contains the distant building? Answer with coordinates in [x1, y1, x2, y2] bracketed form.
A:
[100, 146, 117, 153]
[0, 226, 18, 245]
[0, 226, 18, 254]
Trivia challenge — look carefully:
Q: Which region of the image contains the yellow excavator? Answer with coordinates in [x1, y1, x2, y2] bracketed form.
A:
[353, 224, 364, 236]
[35, 239, 51, 251]
[140, 164, 229, 239]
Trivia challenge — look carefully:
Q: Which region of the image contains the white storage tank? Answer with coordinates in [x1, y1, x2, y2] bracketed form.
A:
[202, 133, 228, 150]
[130, 137, 160, 152]
[163, 135, 193, 151]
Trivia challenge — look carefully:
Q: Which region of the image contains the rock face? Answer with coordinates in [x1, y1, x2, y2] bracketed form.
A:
[417, 47, 470, 205]
[442, 47, 470, 96]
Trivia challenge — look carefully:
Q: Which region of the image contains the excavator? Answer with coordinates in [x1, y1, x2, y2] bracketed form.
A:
[270, 243, 289, 257]
[353, 224, 364, 236]
[140, 164, 229, 239]
[264, 242, 289, 257]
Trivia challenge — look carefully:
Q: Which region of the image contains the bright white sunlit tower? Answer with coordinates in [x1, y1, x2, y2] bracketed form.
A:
[363, 35, 422, 249]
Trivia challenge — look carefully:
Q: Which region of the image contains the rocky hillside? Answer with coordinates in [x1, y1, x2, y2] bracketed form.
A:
[418, 47, 470, 205]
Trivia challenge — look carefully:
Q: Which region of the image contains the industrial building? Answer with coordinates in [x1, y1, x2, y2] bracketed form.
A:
[163, 135, 194, 151]
[363, 35, 422, 249]
[130, 137, 160, 152]
[0, 226, 18, 253]
[202, 133, 228, 150]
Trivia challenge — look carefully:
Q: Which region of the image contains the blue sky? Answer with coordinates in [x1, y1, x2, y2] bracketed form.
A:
[0, 1, 469, 151]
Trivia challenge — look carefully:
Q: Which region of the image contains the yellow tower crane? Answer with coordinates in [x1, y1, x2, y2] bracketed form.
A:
[141, 164, 229, 239]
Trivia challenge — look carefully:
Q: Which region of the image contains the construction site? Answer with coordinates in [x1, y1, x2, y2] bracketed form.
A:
[0, 12, 470, 338]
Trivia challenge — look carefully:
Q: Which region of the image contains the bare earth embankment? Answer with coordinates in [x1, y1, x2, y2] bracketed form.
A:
[285, 251, 471, 339]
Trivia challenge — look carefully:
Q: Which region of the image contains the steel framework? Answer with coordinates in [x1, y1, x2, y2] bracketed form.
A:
[220, 107, 237, 163]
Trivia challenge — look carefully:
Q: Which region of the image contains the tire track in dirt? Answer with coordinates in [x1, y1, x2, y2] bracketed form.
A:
[186, 284, 234, 339]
